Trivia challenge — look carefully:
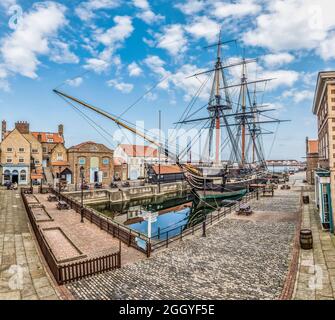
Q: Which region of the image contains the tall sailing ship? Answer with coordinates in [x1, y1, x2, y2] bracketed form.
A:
[53, 32, 289, 202]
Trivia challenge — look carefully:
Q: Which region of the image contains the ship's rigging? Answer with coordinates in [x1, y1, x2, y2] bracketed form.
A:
[53, 31, 290, 200]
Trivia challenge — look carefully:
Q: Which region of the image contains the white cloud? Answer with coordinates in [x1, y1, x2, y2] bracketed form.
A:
[132, 0, 164, 24]
[66, 77, 83, 87]
[227, 57, 299, 91]
[185, 16, 220, 43]
[262, 53, 295, 68]
[107, 79, 134, 93]
[317, 31, 335, 61]
[144, 55, 170, 77]
[0, 65, 10, 91]
[174, 0, 205, 15]
[156, 24, 187, 57]
[169, 64, 210, 101]
[84, 16, 134, 72]
[128, 62, 142, 77]
[262, 70, 299, 90]
[96, 16, 134, 47]
[0, 2, 67, 79]
[283, 89, 314, 103]
[144, 55, 209, 100]
[243, 0, 335, 60]
[75, 0, 121, 21]
[1, 0, 17, 10]
[212, 0, 261, 19]
[50, 40, 79, 64]
[84, 58, 109, 73]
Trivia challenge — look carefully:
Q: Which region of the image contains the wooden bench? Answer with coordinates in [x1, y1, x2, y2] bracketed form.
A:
[57, 201, 70, 210]
[236, 204, 253, 216]
[48, 194, 58, 202]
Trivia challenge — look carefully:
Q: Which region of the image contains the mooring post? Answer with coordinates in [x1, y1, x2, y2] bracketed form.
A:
[202, 221, 206, 237]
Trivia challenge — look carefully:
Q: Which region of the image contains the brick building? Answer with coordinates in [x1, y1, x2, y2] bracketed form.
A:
[305, 138, 319, 185]
[68, 141, 114, 187]
[0, 120, 65, 185]
[312, 71, 335, 233]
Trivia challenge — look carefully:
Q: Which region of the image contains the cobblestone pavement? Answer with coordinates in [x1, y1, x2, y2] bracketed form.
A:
[67, 184, 300, 300]
[0, 188, 59, 300]
[294, 187, 335, 300]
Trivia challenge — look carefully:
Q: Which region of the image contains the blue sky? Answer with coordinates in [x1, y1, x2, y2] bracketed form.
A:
[0, 0, 334, 160]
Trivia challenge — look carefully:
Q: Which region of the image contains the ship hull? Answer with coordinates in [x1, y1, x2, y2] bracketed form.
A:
[195, 188, 247, 200]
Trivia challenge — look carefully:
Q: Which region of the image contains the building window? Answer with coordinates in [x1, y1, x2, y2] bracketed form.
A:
[78, 157, 86, 165]
[103, 171, 108, 178]
[102, 158, 110, 165]
[32, 149, 38, 153]
[57, 153, 63, 161]
[4, 170, 10, 182]
[19, 157, 24, 163]
[20, 170, 27, 182]
[47, 139, 54, 143]
[43, 147, 47, 153]
[332, 90, 335, 94]
[6, 158, 12, 163]
[35, 160, 40, 164]
[7, 148, 13, 152]
[19, 148, 25, 152]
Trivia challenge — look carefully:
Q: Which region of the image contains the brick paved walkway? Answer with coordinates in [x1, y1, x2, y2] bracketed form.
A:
[34, 194, 144, 264]
[67, 182, 300, 300]
[0, 188, 58, 300]
[294, 187, 335, 300]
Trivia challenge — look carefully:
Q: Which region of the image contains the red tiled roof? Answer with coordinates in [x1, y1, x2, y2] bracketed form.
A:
[51, 161, 69, 166]
[308, 140, 318, 154]
[31, 132, 64, 144]
[152, 165, 183, 175]
[120, 144, 158, 157]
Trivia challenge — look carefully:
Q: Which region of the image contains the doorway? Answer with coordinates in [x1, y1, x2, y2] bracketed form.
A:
[12, 170, 19, 184]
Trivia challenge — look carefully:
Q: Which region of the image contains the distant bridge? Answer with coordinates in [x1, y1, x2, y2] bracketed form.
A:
[266, 160, 306, 167]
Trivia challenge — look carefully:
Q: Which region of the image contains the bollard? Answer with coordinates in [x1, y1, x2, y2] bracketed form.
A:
[202, 221, 206, 237]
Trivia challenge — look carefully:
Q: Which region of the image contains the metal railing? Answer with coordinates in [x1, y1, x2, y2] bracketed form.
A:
[21, 188, 121, 284]
[51, 189, 152, 257]
[149, 190, 259, 251]
[52, 188, 260, 257]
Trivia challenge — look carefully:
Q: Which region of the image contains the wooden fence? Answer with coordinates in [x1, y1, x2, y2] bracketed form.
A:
[21, 188, 121, 285]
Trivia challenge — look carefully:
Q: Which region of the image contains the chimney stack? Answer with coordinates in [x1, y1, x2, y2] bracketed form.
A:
[58, 124, 64, 136]
[37, 133, 42, 142]
[15, 121, 30, 134]
[1, 120, 6, 141]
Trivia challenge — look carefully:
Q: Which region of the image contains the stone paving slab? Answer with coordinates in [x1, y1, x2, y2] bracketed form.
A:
[67, 185, 299, 300]
[293, 186, 335, 300]
[0, 188, 59, 300]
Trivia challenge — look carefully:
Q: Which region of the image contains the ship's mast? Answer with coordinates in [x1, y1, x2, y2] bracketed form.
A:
[241, 59, 247, 166]
[214, 31, 222, 165]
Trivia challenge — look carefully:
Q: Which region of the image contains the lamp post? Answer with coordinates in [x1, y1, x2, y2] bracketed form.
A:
[80, 166, 85, 223]
[58, 166, 61, 201]
[75, 163, 78, 191]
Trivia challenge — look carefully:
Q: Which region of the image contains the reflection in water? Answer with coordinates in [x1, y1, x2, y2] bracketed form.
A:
[88, 191, 244, 240]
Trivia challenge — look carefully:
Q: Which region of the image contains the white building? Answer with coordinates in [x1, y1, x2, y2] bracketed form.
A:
[114, 144, 167, 180]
